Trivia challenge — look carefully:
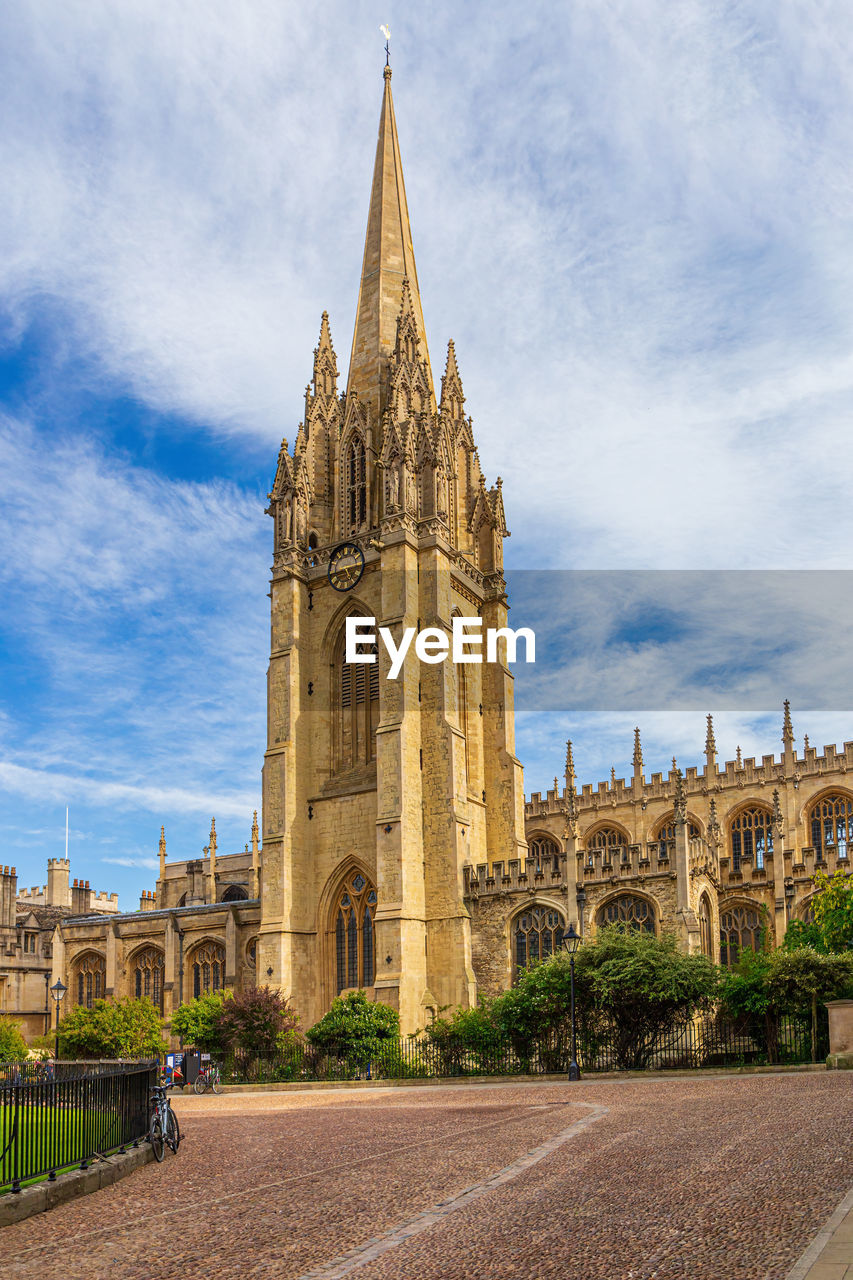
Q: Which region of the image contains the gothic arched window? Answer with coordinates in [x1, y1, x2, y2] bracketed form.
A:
[720, 904, 762, 967]
[597, 894, 655, 933]
[586, 827, 626, 867]
[698, 894, 713, 958]
[133, 947, 164, 1012]
[809, 794, 853, 862]
[344, 435, 367, 532]
[74, 952, 106, 1009]
[528, 835, 561, 869]
[513, 906, 565, 979]
[654, 817, 700, 857]
[190, 941, 226, 998]
[335, 622, 379, 773]
[730, 807, 773, 872]
[332, 872, 377, 994]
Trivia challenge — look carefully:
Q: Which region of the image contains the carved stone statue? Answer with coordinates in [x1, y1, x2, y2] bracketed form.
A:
[294, 493, 307, 547]
[387, 464, 399, 509]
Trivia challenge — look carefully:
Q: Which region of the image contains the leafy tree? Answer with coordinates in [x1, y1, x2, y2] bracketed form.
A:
[218, 985, 299, 1056]
[306, 991, 399, 1068]
[767, 947, 853, 1061]
[717, 947, 774, 1021]
[811, 869, 853, 954]
[570, 926, 718, 1068]
[782, 919, 827, 953]
[0, 1015, 28, 1062]
[170, 992, 230, 1055]
[57, 997, 167, 1059]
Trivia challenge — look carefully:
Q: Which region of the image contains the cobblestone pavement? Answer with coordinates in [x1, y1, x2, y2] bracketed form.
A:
[3, 1073, 852, 1280]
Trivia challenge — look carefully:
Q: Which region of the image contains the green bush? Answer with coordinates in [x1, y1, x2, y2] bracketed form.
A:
[812, 868, 853, 954]
[57, 997, 166, 1059]
[170, 991, 230, 1055]
[219, 985, 299, 1056]
[306, 991, 399, 1069]
[0, 1015, 28, 1062]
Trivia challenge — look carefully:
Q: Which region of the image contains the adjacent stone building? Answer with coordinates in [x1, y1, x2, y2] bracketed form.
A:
[0, 858, 119, 1038]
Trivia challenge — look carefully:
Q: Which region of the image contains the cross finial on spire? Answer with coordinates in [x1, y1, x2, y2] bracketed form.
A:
[380, 24, 391, 66]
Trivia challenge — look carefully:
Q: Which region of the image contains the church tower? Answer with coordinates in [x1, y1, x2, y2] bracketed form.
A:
[259, 66, 527, 1032]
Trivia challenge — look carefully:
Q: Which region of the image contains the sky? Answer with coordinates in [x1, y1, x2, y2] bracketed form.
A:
[2, 1, 853, 907]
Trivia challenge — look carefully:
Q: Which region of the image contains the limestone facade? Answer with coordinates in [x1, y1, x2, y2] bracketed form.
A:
[9, 69, 847, 1044]
[0, 859, 119, 1039]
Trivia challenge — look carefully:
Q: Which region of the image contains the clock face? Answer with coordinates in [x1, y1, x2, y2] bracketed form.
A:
[328, 542, 365, 592]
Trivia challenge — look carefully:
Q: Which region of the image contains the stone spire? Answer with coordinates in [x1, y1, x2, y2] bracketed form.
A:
[251, 809, 260, 901]
[347, 65, 433, 421]
[206, 817, 217, 905]
[782, 699, 795, 769]
[159, 825, 166, 882]
[782, 699, 794, 742]
[704, 713, 717, 777]
[632, 727, 644, 789]
[565, 740, 576, 792]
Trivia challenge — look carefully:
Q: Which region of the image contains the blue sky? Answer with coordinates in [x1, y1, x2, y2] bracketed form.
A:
[2, 1, 853, 907]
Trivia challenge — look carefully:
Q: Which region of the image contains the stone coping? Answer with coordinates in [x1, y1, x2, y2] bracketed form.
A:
[215, 1061, 826, 1093]
[0, 1142, 153, 1228]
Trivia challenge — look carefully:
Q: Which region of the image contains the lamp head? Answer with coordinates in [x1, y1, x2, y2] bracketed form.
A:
[560, 922, 581, 955]
[50, 978, 67, 1004]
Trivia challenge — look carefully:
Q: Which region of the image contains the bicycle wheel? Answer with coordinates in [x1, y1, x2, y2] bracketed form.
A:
[166, 1107, 181, 1153]
[149, 1116, 165, 1163]
[211, 1071, 221, 1095]
[193, 1074, 206, 1095]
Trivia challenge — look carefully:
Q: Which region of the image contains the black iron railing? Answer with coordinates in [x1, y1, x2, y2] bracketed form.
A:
[221, 1012, 829, 1084]
[0, 1061, 157, 1194]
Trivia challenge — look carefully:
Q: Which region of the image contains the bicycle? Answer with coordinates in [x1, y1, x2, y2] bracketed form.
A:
[149, 1084, 181, 1161]
[193, 1063, 222, 1095]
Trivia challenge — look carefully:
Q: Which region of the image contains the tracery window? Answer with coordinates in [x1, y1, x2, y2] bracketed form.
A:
[190, 941, 226, 998]
[335, 624, 380, 773]
[597, 894, 655, 933]
[730, 807, 773, 872]
[529, 835, 561, 868]
[719, 904, 762, 967]
[333, 872, 377, 994]
[698, 894, 713, 958]
[133, 947, 164, 1012]
[246, 937, 257, 968]
[513, 906, 565, 978]
[654, 818, 700, 856]
[74, 952, 106, 1009]
[344, 435, 367, 532]
[809, 794, 853, 862]
[586, 827, 626, 867]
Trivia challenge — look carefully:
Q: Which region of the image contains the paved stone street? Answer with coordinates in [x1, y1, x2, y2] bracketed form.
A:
[3, 1073, 852, 1280]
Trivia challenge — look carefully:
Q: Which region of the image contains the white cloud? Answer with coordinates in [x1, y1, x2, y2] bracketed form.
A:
[1, 2, 852, 570]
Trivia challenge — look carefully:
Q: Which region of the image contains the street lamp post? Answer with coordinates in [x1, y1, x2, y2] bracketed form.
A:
[50, 978, 67, 1061]
[559, 922, 582, 1081]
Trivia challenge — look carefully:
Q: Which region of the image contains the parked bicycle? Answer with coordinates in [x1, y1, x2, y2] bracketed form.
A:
[193, 1063, 222, 1095]
[149, 1084, 181, 1161]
